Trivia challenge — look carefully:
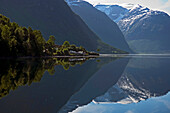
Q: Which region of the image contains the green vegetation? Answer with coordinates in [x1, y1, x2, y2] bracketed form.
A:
[0, 57, 91, 99]
[55, 41, 99, 56]
[97, 40, 128, 54]
[0, 14, 99, 57]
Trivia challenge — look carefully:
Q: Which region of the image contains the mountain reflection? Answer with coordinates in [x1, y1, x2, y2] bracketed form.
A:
[59, 57, 129, 113]
[94, 57, 170, 104]
[3, 56, 169, 113]
[0, 57, 91, 99]
[0, 56, 129, 113]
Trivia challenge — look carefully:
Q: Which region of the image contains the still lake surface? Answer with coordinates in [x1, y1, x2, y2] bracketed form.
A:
[0, 54, 170, 113]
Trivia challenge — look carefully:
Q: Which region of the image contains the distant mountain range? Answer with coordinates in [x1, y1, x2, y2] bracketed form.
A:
[96, 4, 170, 53]
[66, 0, 132, 53]
[0, 0, 124, 53]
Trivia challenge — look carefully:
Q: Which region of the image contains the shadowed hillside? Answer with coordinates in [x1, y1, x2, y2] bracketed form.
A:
[0, 0, 125, 53]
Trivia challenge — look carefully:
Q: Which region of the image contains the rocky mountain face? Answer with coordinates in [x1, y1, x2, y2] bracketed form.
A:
[96, 4, 170, 53]
[0, 0, 120, 53]
[66, 0, 132, 53]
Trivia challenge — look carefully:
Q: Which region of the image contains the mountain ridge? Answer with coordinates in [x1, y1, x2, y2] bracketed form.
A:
[95, 4, 170, 53]
[0, 0, 124, 53]
[66, 0, 132, 53]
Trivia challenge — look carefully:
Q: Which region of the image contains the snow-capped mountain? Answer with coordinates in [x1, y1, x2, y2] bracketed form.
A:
[95, 4, 128, 22]
[95, 4, 170, 53]
[118, 4, 169, 38]
[95, 4, 167, 25]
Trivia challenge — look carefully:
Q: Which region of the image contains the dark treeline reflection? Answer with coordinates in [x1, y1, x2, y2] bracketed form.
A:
[0, 56, 129, 113]
[0, 57, 89, 99]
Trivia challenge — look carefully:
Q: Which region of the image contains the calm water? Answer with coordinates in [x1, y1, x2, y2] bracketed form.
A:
[0, 55, 170, 113]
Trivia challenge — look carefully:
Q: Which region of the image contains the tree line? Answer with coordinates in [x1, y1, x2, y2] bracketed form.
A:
[0, 14, 98, 57]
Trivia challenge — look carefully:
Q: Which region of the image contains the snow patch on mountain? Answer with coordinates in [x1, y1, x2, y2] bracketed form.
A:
[119, 3, 135, 9]
[95, 5, 129, 22]
[95, 3, 167, 25]
[118, 4, 168, 34]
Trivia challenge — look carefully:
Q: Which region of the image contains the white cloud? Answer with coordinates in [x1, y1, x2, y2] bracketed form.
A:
[158, 0, 170, 14]
[84, 0, 170, 14]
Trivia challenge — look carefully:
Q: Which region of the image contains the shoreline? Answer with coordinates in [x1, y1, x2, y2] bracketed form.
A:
[0, 55, 100, 59]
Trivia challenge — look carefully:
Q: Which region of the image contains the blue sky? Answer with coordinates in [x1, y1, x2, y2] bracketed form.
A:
[84, 0, 170, 14]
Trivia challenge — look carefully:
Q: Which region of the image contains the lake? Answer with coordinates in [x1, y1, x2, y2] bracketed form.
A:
[0, 55, 170, 113]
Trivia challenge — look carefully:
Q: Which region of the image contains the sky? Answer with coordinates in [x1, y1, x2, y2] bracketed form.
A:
[84, 0, 170, 14]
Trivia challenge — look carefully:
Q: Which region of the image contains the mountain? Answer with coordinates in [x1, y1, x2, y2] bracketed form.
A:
[66, 0, 132, 53]
[0, 0, 122, 53]
[96, 4, 170, 53]
[95, 4, 129, 22]
[95, 3, 136, 22]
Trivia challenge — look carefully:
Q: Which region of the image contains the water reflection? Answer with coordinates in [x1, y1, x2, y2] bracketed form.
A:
[0, 56, 128, 113]
[1, 55, 169, 113]
[74, 56, 170, 113]
[95, 57, 170, 104]
[59, 57, 129, 113]
[73, 92, 170, 113]
[0, 57, 91, 99]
